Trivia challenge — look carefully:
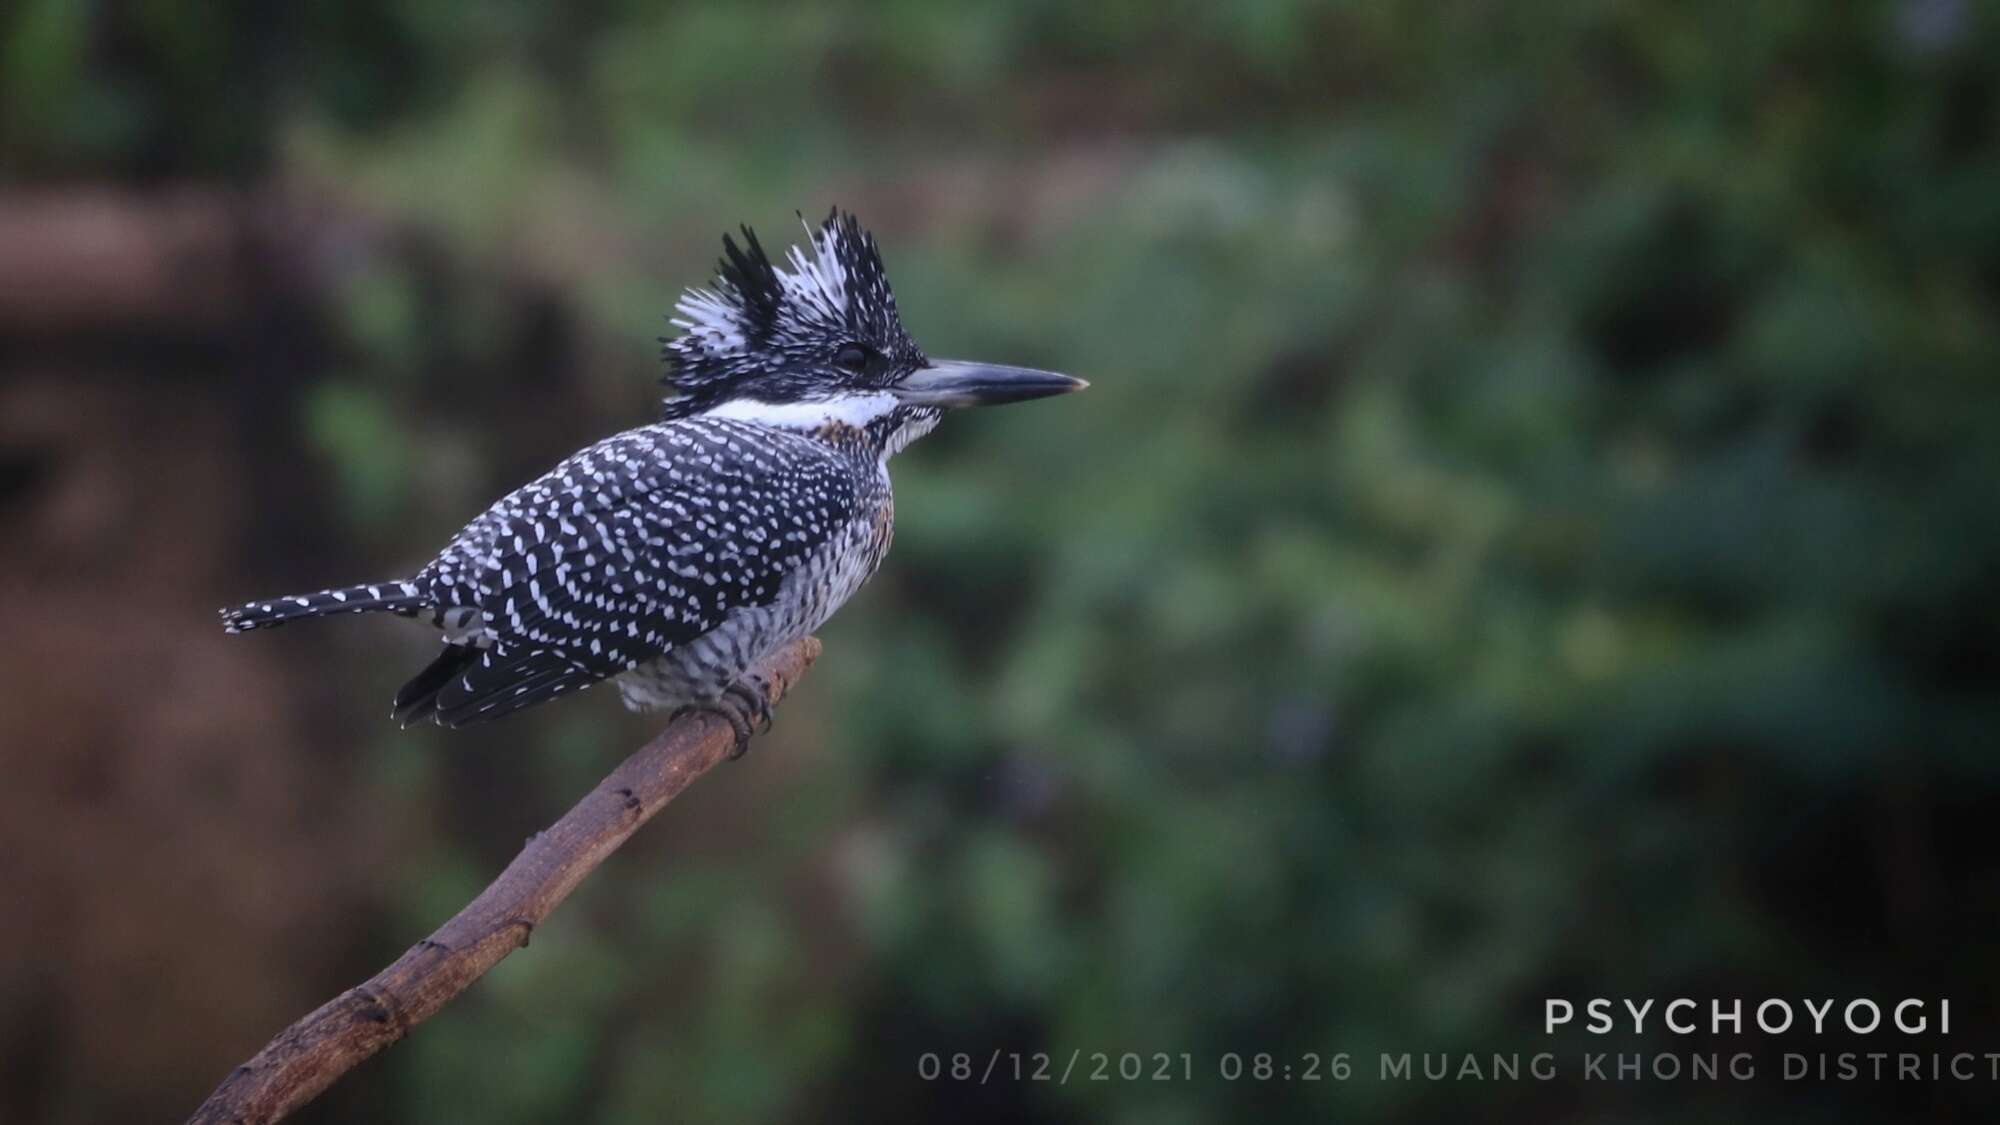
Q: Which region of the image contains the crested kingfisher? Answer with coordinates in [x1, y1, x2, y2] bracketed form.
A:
[221, 210, 1085, 747]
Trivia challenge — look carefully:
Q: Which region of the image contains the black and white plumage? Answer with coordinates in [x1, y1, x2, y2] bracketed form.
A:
[222, 210, 1084, 734]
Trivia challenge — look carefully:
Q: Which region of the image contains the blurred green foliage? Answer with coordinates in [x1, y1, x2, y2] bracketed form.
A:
[11, 1, 2000, 1121]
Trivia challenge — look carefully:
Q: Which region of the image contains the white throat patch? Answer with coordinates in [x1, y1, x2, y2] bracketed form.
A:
[700, 391, 900, 431]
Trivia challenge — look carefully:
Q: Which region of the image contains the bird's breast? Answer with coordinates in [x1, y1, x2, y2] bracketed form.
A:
[613, 491, 894, 712]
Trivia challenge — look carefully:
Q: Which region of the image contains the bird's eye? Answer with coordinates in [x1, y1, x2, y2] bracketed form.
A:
[834, 344, 869, 373]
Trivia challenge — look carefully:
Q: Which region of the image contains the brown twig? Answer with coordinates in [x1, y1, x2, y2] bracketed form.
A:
[186, 636, 822, 1125]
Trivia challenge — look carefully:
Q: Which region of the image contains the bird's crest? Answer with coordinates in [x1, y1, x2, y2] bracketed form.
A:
[661, 209, 920, 419]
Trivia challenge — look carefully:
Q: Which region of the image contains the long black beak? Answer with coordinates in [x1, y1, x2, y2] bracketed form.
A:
[892, 359, 1088, 408]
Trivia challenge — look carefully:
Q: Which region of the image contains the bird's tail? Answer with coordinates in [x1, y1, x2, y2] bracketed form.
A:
[220, 581, 431, 634]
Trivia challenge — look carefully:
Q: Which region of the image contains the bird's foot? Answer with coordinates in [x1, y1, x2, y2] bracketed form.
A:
[686, 676, 774, 759]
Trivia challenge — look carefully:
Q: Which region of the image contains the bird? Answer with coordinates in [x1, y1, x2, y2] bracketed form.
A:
[220, 209, 1084, 749]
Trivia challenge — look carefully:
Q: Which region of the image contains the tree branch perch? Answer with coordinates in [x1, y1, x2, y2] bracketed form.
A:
[187, 636, 822, 1125]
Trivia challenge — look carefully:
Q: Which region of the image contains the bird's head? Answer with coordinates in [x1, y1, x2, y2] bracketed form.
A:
[660, 210, 1084, 444]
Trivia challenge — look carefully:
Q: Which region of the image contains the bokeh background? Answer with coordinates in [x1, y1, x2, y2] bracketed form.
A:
[5, 2, 2000, 1122]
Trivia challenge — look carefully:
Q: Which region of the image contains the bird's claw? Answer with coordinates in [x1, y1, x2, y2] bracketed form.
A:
[703, 676, 774, 759]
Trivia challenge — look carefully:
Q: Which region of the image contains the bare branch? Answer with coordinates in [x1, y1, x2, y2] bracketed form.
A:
[186, 636, 822, 1125]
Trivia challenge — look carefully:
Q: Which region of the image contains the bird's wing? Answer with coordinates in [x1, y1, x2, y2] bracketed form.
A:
[423, 418, 863, 684]
[429, 645, 603, 728]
